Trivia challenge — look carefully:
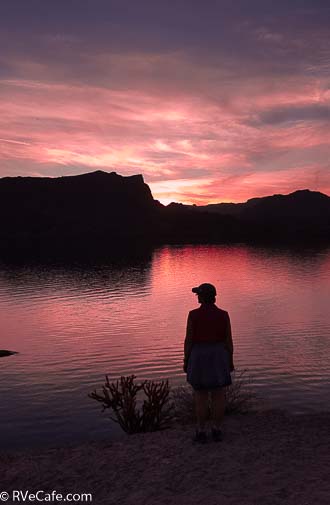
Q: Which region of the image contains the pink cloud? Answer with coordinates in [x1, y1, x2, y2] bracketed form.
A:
[0, 49, 329, 204]
[150, 165, 329, 205]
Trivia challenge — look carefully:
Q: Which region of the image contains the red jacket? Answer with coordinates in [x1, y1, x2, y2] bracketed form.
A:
[187, 304, 230, 343]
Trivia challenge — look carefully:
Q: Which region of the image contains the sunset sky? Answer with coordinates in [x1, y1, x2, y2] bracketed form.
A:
[0, 1, 329, 204]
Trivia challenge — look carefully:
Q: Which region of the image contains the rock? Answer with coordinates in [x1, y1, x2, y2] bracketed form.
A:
[0, 350, 18, 357]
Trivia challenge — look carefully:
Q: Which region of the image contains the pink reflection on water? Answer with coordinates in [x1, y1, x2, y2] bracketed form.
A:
[0, 245, 330, 449]
[1, 245, 329, 386]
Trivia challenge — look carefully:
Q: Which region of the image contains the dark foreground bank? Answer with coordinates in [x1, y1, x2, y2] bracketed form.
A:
[2, 409, 330, 505]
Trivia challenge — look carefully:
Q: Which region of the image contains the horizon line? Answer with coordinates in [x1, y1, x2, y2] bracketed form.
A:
[1, 169, 329, 206]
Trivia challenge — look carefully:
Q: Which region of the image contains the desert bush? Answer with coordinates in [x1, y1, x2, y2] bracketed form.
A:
[171, 368, 256, 425]
[170, 385, 195, 424]
[225, 368, 256, 414]
[89, 374, 174, 434]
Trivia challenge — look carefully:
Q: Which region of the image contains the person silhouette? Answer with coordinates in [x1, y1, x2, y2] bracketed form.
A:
[183, 283, 234, 443]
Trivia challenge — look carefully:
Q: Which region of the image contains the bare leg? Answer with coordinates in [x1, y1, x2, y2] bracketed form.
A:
[210, 387, 225, 428]
[194, 390, 209, 431]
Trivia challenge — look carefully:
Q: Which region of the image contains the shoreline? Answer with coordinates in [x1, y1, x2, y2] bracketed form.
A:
[2, 408, 330, 505]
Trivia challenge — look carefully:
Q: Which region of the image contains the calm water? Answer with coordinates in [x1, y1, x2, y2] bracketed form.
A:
[1, 245, 330, 449]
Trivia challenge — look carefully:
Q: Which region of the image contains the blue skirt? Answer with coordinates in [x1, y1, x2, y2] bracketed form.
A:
[187, 341, 232, 391]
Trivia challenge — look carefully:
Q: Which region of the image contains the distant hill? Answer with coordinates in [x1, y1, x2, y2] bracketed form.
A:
[187, 189, 330, 220]
[0, 171, 329, 259]
[184, 189, 330, 243]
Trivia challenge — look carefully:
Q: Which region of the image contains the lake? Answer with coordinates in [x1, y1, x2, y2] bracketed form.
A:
[1, 244, 330, 449]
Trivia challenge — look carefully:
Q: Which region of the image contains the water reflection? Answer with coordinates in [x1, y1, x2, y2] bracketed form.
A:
[0, 244, 329, 449]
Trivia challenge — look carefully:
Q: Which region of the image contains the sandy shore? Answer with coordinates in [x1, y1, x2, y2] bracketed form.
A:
[2, 409, 330, 505]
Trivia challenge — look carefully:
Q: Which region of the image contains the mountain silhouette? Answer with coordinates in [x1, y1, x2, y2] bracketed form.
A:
[0, 171, 329, 259]
[185, 189, 330, 242]
[188, 189, 330, 220]
[0, 171, 161, 258]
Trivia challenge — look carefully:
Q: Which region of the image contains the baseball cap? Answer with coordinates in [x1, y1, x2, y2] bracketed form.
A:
[192, 283, 217, 296]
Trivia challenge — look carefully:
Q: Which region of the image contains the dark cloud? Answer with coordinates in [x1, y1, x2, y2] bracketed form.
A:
[1, 0, 329, 86]
[251, 104, 330, 126]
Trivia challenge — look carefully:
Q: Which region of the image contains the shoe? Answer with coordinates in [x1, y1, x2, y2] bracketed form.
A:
[211, 427, 223, 442]
[193, 430, 207, 444]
